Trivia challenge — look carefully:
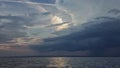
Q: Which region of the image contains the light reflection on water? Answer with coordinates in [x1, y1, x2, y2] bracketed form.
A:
[0, 57, 120, 68]
[47, 57, 72, 68]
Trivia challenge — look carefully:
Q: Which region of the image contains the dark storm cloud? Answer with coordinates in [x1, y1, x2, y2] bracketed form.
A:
[31, 13, 120, 56]
[0, 15, 32, 43]
[108, 9, 120, 15]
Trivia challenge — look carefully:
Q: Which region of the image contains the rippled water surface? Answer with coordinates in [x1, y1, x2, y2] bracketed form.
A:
[0, 57, 120, 68]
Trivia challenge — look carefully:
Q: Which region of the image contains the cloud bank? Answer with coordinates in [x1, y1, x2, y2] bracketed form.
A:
[31, 10, 120, 56]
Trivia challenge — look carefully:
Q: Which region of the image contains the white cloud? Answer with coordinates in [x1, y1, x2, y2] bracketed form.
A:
[51, 15, 63, 24]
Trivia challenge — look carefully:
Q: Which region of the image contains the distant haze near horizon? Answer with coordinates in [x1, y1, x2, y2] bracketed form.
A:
[0, 0, 120, 57]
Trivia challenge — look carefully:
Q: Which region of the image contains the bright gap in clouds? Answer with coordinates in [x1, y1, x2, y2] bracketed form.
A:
[51, 15, 63, 24]
[51, 15, 70, 31]
[55, 23, 69, 31]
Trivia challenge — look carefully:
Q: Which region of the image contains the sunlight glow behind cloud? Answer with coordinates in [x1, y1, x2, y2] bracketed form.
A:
[55, 23, 70, 31]
[51, 15, 63, 24]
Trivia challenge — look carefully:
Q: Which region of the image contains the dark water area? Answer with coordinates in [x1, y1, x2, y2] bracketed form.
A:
[0, 57, 120, 68]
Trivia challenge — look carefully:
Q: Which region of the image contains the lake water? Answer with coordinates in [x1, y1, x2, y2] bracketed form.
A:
[0, 57, 120, 68]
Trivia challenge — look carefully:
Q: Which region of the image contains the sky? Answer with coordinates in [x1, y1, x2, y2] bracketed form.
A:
[0, 0, 120, 57]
